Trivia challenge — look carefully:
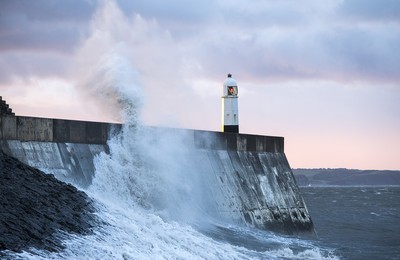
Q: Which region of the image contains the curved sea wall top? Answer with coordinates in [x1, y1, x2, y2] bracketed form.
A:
[0, 114, 313, 233]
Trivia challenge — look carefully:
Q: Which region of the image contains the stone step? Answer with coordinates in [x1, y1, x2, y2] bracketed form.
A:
[0, 97, 15, 116]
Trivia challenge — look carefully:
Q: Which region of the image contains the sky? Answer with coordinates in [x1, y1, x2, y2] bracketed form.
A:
[0, 0, 399, 170]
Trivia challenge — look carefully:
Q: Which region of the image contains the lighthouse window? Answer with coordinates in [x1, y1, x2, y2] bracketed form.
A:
[227, 86, 237, 96]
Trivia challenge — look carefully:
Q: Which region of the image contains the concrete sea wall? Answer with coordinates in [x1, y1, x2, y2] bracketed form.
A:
[0, 115, 283, 152]
[0, 115, 313, 233]
[0, 115, 112, 144]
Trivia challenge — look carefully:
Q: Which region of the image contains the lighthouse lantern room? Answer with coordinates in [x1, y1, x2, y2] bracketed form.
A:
[222, 74, 239, 133]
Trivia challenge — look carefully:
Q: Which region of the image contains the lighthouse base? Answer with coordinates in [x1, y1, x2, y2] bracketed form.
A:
[223, 125, 239, 133]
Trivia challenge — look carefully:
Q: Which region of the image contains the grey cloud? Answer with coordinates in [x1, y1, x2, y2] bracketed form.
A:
[116, 0, 215, 21]
[1, 0, 399, 87]
[0, 0, 97, 84]
[217, 3, 309, 29]
[320, 27, 400, 80]
[0, 0, 96, 22]
[191, 23, 400, 84]
[115, 0, 217, 38]
[337, 0, 400, 21]
[0, 0, 96, 52]
[0, 21, 83, 53]
[0, 52, 73, 85]
[184, 1, 400, 83]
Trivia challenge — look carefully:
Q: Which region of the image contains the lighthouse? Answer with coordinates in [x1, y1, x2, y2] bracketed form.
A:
[222, 74, 239, 133]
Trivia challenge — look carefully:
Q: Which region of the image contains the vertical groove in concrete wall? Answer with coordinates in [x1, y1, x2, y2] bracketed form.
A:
[17, 117, 35, 141]
[86, 122, 106, 144]
[53, 119, 69, 142]
[36, 118, 53, 141]
[69, 120, 86, 143]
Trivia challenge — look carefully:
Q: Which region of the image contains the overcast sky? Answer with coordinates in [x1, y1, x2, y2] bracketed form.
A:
[1, 0, 399, 170]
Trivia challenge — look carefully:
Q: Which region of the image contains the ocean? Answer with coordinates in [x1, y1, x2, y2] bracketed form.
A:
[301, 186, 400, 260]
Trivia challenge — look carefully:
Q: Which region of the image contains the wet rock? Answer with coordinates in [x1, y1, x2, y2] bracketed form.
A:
[0, 151, 96, 255]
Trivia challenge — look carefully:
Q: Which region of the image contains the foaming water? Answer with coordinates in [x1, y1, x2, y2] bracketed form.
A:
[12, 195, 337, 260]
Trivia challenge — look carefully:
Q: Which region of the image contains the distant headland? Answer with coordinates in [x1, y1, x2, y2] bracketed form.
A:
[293, 168, 400, 187]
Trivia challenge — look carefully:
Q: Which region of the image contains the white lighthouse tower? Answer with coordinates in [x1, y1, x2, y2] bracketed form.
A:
[222, 74, 239, 133]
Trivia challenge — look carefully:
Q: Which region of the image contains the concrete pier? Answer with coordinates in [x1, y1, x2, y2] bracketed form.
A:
[0, 115, 283, 152]
[0, 113, 313, 233]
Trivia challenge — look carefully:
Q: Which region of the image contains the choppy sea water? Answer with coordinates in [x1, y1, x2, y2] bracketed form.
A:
[13, 185, 399, 260]
[301, 186, 400, 260]
[10, 187, 336, 260]
[13, 182, 399, 260]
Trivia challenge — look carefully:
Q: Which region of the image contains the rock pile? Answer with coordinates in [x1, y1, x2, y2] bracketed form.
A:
[0, 150, 96, 255]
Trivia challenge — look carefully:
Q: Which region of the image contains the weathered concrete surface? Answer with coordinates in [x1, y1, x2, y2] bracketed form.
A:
[194, 149, 312, 232]
[1, 115, 116, 144]
[0, 141, 107, 188]
[0, 151, 95, 255]
[16, 117, 53, 142]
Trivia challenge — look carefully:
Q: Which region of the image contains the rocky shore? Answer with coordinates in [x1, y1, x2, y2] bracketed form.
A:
[0, 150, 96, 256]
